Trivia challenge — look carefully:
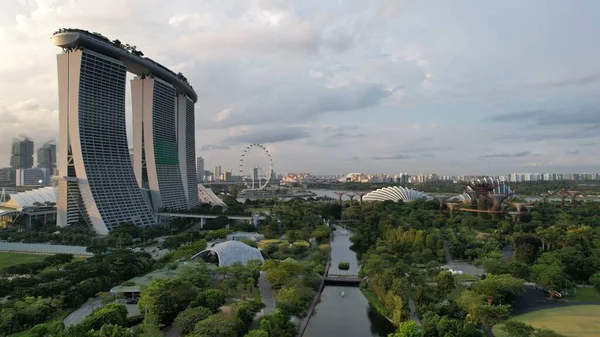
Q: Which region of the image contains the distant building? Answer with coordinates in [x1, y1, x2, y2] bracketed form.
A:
[0, 168, 13, 185]
[10, 137, 34, 169]
[197, 157, 204, 182]
[37, 142, 56, 174]
[214, 165, 222, 181]
[16, 168, 48, 186]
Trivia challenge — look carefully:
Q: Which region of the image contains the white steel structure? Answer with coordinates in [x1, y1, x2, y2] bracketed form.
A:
[51, 29, 199, 234]
[363, 186, 433, 202]
[239, 144, 273, 190]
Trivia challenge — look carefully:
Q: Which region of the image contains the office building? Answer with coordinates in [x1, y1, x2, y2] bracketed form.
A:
[196, 157, 204, 182]
[16, 168, 48, 186]
[37, 142, 57, 174]
[214, 165, 222, 181]
[10, 136, 34, 169]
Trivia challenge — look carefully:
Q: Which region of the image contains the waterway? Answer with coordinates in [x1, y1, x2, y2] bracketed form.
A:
[303, 227, 395, 337]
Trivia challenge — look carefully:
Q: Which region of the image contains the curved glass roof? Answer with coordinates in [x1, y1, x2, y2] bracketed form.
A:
[192, 240, 264, 267]
[4, 187, 56, 210]
[363, 186, 433, 202]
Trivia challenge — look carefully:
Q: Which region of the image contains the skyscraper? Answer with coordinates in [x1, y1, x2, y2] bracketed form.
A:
[10, 136, 34, 169]
[51, 29, 200, 234]
[197, 157, 204, 182]
[37, 142, 57, 176]
[214, 165, 222, 181]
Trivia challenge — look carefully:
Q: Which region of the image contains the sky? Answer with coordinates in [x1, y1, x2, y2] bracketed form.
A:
[1, 0, 600, 176]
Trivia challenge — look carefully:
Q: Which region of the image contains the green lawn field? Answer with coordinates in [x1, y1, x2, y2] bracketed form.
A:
[0, 252, 87, 270]
[0, 252, 49, 269]
[493, 305, 600, 337]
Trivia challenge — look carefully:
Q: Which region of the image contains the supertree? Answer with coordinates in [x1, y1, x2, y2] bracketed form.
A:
[552, 188, 586, 209]
[488, 182, 515, 212]
[334, 192, 346, 206]
[466, 178, 498, 209]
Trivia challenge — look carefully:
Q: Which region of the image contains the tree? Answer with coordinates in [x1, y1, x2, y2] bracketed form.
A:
[244, 330, 269, 337]
[338, 262, 350, 270]
[275, 286, 305, 316]
[138, 278, 199, 324]
[501, 320, 535, 337]
[475, 304, 509, 334]
[191, 313, 240, 337]
[173, 306, 212, 335]
[44, 253, 74, 271]
[534, 328, 567, 337]
[435, 270, 455, 297]
[532, 262, 570, 293]
[81, 303, 128, 331]
[204, 289, 224, 312]
[589, 272, 600, 292]
[388, 321, 422, 337]
[97, 323, 134, 337]
[472, 274, 524, 305]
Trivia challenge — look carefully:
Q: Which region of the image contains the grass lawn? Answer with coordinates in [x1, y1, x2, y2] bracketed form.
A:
[493, 305, 600, 337]
[0, 252, 87, 270]
[454, 273, 479, 282]
[0, 252, 48, 269]
[570, 287, 600, 302]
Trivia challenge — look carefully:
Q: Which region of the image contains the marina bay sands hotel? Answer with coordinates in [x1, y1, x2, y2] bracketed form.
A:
[51, 29, 200, 234]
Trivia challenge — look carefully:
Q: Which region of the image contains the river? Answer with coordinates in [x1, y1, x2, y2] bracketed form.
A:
[303, 227, 396, 337]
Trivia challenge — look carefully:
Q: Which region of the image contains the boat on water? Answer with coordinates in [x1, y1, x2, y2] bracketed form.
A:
[340, 291, 345, 297]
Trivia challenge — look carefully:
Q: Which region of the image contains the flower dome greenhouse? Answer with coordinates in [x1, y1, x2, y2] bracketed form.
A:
[190, 240, 267, 267]
[362, 186, 433, 202]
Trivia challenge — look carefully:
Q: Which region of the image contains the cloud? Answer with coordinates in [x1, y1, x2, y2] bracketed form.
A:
[222, 126, 309, 144]
[371, 154, 412, 160]
[566, 150, 579, 155]
[488, 108, 600, 126]
[214, 109, 231, 121]
[539, 73, 600, 88]
[200, 144, 231, 151]
[482, 151, 531, 158]
[204, 83, 396, 128]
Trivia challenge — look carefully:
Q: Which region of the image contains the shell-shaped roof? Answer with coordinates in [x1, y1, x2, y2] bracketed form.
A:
[195, 240, 264, 267]
[5, 187, 56, 210]
[363, 186, 433, 202]
[448, 193, 471, 202]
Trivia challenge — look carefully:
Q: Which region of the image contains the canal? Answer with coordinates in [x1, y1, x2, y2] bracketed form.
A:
[303, 227, 396, 337]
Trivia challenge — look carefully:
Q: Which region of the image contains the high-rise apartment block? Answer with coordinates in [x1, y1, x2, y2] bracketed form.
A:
[51, 29, 200, 234]
[11, 136, 34, 169]
[196, 157, 204, 182]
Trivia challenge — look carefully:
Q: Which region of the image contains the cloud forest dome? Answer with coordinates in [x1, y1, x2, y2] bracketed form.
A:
[363, 186, 433, 202]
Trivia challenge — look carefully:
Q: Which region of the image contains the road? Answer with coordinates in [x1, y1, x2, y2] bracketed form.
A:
[408, 298, 421, 326]
[441, 240, 484, 277]
[258, 271, 275, 315]
[63, 299, 103, 326]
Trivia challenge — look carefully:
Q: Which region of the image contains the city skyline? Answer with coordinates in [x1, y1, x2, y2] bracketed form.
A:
[1, 1, 600, 175]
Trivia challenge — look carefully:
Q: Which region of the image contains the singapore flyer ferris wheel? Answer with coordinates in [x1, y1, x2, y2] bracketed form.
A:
[239, 144, 273, 190]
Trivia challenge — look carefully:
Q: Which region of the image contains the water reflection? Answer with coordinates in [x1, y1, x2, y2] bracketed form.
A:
[303, 226, 395, 337]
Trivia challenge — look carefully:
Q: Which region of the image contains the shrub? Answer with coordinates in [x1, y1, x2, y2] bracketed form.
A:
[338, 262, 350, 270]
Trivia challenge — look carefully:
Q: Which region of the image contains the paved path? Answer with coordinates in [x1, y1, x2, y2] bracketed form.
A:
[63, 299, 103, 326]
[408, 298, 421, 326]
[442, 240, 484, 277]
[258, 271, 275, 315]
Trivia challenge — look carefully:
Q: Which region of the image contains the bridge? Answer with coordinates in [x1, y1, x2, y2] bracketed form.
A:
[323, 273, 362, 286]
[154, 213, 265, 228]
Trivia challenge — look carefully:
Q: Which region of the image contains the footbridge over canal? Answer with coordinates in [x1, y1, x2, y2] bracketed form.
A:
[323, 273, 362, 286]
